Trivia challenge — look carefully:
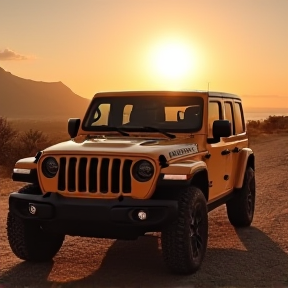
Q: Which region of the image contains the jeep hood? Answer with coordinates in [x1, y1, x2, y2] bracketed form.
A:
[43, 137, 203, 162]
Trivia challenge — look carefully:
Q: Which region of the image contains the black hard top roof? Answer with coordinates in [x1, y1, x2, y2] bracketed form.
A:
[94, 90, 242, 101]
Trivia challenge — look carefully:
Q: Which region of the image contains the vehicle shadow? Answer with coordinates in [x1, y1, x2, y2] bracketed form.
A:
[0, 261, 54, 288]
[1, 227, 288, 288]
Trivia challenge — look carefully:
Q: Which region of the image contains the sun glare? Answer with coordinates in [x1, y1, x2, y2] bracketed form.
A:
[152, 41, 194, 80]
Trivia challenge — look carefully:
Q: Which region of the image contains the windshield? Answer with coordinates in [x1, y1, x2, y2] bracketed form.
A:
[83, 95, 203, 133]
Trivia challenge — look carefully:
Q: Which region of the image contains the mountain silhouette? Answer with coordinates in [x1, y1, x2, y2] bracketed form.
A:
[0, 67, 90, 118]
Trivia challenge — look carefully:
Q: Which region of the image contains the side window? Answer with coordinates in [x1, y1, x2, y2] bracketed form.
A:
[234, 102, 245, 134]
[91, 103, 110, 126]
[224, 102, 234, 135]
[208, 101, 221, 138]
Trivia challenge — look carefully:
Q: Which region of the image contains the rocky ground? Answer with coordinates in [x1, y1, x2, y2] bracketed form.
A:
[1, 134, 288, 288]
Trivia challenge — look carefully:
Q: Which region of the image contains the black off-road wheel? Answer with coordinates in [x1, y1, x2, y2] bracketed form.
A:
[226, 167, 256, 227]
[161, 186, 208, 274]
[7, 184, 65, 261]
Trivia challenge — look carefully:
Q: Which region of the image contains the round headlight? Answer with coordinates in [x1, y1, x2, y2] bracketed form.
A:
[132, 160, 154, 182]
[42, 157, 59, 178]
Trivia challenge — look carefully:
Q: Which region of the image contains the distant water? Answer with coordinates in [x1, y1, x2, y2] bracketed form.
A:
[244, 111, 288, 121]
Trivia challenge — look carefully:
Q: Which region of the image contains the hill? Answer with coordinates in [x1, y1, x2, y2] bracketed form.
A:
[0, 67, 90, 118]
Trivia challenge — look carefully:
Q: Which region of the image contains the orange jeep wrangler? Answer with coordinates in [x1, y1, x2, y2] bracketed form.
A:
[7, 91, 255, 274]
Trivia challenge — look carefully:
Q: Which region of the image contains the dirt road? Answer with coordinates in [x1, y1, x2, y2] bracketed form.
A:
[1, 135, 288, 288]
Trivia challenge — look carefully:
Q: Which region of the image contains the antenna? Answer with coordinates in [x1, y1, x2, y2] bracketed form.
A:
[207, 82, 210, 92]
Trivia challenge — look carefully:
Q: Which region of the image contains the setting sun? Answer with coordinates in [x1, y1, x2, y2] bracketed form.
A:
[150, 41, 196, 81]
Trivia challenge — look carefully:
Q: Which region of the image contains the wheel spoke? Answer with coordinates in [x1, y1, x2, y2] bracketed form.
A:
[246, 189, 253, 214]
[196, 234, 203, 248]
[191, 235, 199, 257]
[191, 216, 195, 227]
[191, 233, 203, 258]
[190, 207, 203, 259]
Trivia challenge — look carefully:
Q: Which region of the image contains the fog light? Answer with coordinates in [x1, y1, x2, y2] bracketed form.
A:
[138, 210, 147, 220]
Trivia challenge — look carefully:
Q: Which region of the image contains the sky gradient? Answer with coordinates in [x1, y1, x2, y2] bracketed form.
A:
[0, 0, 287, 109]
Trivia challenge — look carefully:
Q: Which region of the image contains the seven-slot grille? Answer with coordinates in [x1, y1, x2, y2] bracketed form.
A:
[57, 156, 133, 194]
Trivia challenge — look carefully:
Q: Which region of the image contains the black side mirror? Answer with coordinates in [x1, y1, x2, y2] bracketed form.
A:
[212, 120, 231, 138]
[68, 118, 81, 138]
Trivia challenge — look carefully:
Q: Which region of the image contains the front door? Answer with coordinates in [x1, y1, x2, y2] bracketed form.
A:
[205, 142, 233, 201]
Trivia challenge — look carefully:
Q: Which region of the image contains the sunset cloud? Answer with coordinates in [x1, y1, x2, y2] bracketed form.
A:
[0, 48, 33, 61]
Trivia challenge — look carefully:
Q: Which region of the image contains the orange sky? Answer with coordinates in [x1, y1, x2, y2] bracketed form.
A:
[0, 0, 287, 109]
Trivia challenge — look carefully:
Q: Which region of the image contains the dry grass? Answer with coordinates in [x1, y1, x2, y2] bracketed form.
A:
[246, 115, 288, 135]
[8, 117, 70, 143]
[0, 117, 71, 178]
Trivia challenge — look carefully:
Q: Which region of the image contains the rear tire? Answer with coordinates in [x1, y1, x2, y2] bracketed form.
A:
[226, 167, 256, 227]
[7, 184, 64, 261]
[161, 186, 208, 274]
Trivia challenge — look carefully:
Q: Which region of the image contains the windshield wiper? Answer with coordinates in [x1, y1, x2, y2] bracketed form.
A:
[142, 126, 176, 139]
[95, 126, 130, 136]
[91, 125, 174, 138]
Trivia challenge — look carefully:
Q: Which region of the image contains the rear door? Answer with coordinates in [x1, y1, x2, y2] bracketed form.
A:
[205, 99, 228, 200]
[222, 101, 236, 191]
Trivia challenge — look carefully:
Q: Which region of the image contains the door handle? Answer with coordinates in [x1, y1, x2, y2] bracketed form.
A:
[221, 149, 231, 155]
[232, 147, 240, 153]
[204, 153, 211, 159]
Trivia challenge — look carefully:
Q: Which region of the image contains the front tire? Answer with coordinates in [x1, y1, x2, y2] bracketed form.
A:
[226, 167, 256, 227]
[161, 186, 208, 274]
[7, 184, 64, 261]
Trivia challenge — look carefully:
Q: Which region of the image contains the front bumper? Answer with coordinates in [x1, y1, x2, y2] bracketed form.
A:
[9, 192, 178, 239]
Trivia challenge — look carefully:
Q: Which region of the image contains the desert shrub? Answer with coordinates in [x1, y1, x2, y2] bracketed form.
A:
[0, 117, 18, 167]
[262, 116, 288, 131]
[19, 129, 50, 156]
[4, 129, 51, 174]
[247, 116, 288, 135]
[0, 118, 52, 177]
